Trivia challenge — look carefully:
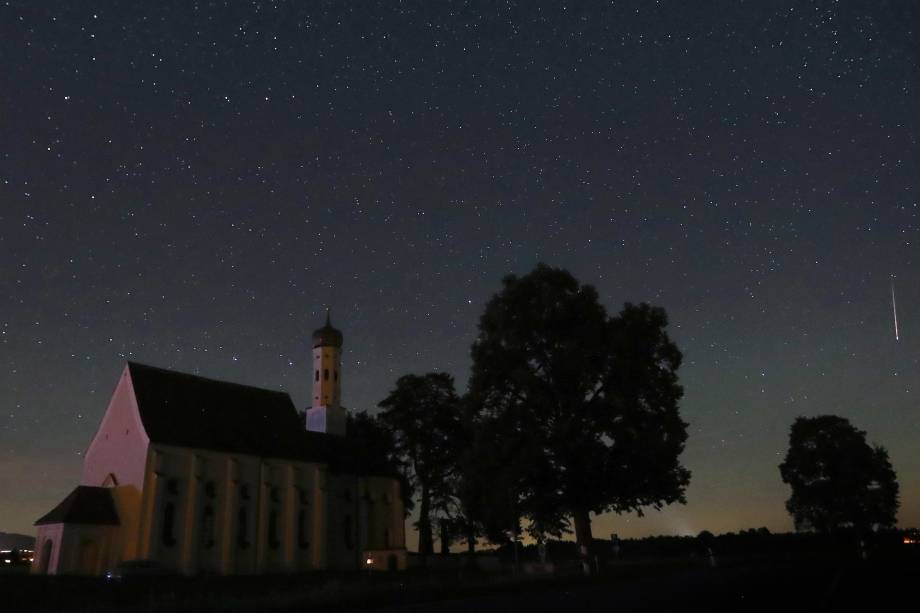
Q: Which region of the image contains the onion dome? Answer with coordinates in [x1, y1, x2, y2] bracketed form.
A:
[312, 309, 343, 348]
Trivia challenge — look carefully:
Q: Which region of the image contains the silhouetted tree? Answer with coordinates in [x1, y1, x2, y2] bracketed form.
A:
[378, 373, 461, 557]
[345, 411, 414, 515]
[469, 264, 691, 573]
[458, 402, 567, 564]
[437, 396, 487, 556]
[779, 415, 899, 534]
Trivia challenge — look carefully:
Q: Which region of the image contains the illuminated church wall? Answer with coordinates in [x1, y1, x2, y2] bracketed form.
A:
[31, 316, 407, 576]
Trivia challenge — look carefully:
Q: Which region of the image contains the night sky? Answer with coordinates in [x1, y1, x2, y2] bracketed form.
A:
[2, 1, 919, 543]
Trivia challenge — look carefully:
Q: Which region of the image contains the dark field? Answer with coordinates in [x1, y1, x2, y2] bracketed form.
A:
[4, 549, 918, 612]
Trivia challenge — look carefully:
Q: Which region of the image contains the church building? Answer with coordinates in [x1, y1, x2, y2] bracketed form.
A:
[31, 315, 407, 575]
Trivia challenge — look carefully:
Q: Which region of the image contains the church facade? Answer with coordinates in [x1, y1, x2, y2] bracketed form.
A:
[31, 316, 407, 575]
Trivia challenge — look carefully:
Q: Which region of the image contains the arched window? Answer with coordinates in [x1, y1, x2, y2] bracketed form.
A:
[37, 540, 53, 574]
[162, 502, 176, 547]
[237, 507, 250, 550]
[323, 368, 329, 381]
[201, 506, 215, 549]
[315, 369, 319, 382]
[79, 538, 99, 572]
[343, 514, 354, 550]
[384, 527, 391, 549]
[268, 509, 280, 550]
[334, 370, 338, 382]
[298, 508, 310, 550]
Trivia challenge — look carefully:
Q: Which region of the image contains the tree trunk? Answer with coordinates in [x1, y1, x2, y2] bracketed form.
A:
[439, 521, 450, 555]
[462, 523, 477, 570]
[418, 485, 433, 558]
[466, 524, 476, 555]
[572, 508, 593, 575]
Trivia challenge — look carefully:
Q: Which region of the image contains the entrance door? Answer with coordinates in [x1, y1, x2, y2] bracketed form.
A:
[37, 540, 53, 574]
[78, 539, 99, 574]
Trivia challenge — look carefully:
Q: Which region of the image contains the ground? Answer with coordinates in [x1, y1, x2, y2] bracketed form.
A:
[355, 558, 912, 612]
[3, 550, 917, 611]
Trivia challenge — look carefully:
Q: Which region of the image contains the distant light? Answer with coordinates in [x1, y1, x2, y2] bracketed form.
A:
[3, 560, 9, 564]
[365, 557, 373, 566]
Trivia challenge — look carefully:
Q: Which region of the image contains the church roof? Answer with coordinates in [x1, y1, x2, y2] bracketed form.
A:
[126, 362, 354, 469]
[35, 486, 119, 526]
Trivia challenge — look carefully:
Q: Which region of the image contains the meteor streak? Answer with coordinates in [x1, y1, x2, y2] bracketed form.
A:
[891, 280, 900, 341]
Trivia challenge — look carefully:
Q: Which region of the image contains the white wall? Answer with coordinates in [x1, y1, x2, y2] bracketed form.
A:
[143, 445, 329, 575]
[81, 365, 150, 490]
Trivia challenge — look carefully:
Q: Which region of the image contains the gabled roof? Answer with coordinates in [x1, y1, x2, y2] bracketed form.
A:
[126, 362, 349, 467]
[35, 486, 119, 526]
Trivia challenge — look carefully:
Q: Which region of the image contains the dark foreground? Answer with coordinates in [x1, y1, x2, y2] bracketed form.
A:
[4, 552, 918, 612]
[357, 557, 915, 612]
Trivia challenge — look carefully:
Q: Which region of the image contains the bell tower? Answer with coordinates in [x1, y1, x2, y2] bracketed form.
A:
[305, 309, 347, 435]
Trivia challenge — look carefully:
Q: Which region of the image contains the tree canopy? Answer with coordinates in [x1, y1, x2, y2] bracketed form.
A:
[467, 263, 690, 566]
[779, 415, 899, 533]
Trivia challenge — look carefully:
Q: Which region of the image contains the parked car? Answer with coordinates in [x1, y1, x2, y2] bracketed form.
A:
[105, 559, 174, 581]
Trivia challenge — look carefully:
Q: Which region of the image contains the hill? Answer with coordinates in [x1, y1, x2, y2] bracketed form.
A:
[0, 532, 35, 551]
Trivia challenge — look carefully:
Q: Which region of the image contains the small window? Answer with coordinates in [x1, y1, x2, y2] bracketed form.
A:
[270, 487, 280, 503]
[334, 370, 338, 381]
[315, 369, 319, 382]
[344, 514, 354, 550]
[240, 484, 250, 500]
[166, 478, 179, 496]
[204, 481, 216, 499]
[323, 368, 329, 381]
[162, 502, 176, 547]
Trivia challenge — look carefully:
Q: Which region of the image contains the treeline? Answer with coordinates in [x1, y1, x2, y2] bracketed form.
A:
[348, 264, 691, 572]
[488, 528, 917, 564]
[346, 264, 902, 572]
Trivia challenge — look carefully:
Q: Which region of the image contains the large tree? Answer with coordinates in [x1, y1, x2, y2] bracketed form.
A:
[378, 373, 462, 557]
[345, 411, 414, 515]
[468, 264, 690, 570]
[779, 415, 899, 534]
